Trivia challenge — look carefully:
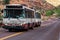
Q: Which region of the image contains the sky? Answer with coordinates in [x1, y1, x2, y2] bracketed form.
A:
[46, 0, 60, 7]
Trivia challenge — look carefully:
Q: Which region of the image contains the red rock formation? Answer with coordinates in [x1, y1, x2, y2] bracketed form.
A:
[9, 0, 55, 10]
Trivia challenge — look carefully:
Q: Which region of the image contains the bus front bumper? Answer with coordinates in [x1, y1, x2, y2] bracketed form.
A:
[2, 26, 24, 30]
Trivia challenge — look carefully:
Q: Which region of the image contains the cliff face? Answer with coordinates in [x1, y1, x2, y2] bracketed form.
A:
[10, 0, 55, 10]
[10, 0, 32, 7]
[0, 0, 55, 10]
[0, 0, 4, 10]
[46, 0, 60, 7]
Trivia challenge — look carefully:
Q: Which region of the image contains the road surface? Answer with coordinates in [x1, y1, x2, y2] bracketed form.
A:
[0, 18, 59, 40]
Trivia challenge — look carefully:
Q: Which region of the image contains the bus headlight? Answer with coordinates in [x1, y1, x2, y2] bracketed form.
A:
[5, 24, 8, 25]
[20, 23, 23, 25]
[20, 22, 26, 25]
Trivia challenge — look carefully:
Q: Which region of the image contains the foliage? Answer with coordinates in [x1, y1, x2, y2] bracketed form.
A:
[46, 10, 54, 16]
[3, 0, 10, 4]
[0, 15, 3, 20]
[53, 7, 60, 17]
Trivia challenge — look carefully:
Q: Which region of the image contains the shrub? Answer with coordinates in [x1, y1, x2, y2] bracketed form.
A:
[46, 10, 54, 16]
[3, 0, 10, 4]
[53, 8, 60, 17]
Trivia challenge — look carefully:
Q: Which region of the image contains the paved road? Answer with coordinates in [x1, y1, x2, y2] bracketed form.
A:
[59, 33, 60, 40]
[0, 19, 59, 40]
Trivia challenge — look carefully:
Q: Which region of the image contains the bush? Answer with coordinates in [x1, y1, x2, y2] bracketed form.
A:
[46, 10, 54, 16]
[53, 8, 60, 17]
[3, 0, 10, 4]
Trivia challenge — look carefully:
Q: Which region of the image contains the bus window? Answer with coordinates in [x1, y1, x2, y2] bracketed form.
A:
[25, 9, 34, 18]
[35, 12, 41, 18]
[14, 9, 25, 18]
[4, 9, 25, 18]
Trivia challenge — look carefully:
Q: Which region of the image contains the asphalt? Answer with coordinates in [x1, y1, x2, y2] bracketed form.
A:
[0, 18, 60, 40]
[6, 20, 59, 40]
[59, 33, 60, 40]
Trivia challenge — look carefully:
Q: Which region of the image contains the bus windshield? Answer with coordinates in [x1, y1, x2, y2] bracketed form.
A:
[4, 9, 25, 18]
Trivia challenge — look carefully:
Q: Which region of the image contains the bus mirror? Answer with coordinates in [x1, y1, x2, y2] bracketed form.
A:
[1, 10, 3, 13]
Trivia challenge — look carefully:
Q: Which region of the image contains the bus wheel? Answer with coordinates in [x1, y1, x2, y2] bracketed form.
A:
[24, 26, 29, 31]
[24, 27, 29, 31]
[35, 24, 38, 27]
[39, 22, 41, 27]
[8, 29, 13, 32]
[29, 26, 34, 30]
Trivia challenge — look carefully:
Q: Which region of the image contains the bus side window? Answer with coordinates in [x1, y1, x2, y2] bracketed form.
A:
[35, 12, 41, 18]
[25, 9, 34, 18]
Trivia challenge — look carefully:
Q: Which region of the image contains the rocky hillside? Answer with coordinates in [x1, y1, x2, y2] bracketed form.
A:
[10, 0, 55, 10]
[46, 0, 60, 7]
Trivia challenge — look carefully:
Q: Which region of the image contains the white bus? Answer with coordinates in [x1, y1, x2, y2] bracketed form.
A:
[2, 4, 41, 31]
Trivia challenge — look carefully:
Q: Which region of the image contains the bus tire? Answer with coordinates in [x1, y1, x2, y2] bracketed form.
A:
[30, 26, 34, 30]
[24, 28, 28, 31]
[24, 26, 29, 31]
[39, 22, 41, 27]
[8, 29, 12, 32]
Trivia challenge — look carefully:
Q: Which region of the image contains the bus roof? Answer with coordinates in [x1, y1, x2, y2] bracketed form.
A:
[6, 4, 21, 6]
[5, 4, 35, 11]
[23, 6, 35, 11]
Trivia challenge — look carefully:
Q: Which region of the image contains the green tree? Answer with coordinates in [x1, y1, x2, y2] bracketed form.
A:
[53, 7, 60, 17]
[3, 0, 10, 4]
[46, 10, 54, 16]
[0, 9, 3, 20]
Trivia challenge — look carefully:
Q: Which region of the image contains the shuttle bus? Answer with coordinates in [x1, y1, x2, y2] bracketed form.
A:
[2, 4, 41, 31]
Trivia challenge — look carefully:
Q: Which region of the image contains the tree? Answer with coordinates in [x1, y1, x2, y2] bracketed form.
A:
[3, 0, 10, 4]
[53, 6, 60, 17]
[46, 10, 54, 16]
